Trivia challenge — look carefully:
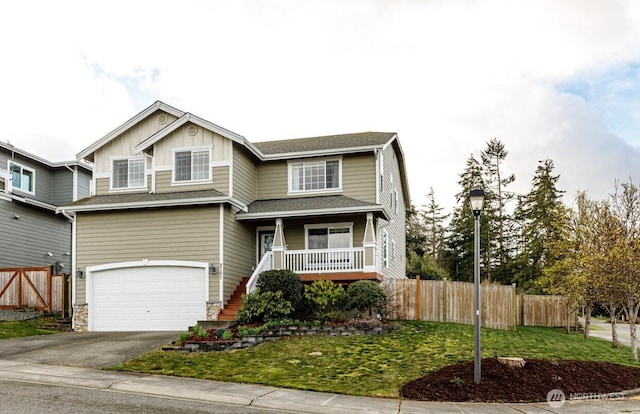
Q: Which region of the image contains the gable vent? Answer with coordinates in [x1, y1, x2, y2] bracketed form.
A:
[158, 114, 168, 125]
[187, 125, 198, 136]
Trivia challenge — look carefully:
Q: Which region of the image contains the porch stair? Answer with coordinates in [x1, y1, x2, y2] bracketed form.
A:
[217, 277, 249, 321]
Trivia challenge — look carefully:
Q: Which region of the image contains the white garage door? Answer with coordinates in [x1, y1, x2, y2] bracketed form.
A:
[88, 261, 207, 332]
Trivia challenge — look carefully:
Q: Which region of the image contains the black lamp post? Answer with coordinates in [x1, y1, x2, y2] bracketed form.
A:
[469, 188, 485, 384]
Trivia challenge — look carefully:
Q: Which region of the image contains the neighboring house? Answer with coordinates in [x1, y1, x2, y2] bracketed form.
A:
[61, 101, 410, 332]
[0, 141, 92, 271]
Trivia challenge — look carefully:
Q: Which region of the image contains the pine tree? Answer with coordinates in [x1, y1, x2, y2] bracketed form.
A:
[481, 138, 515, 282]
[514, 159, 568, 292]
[446, 155, 485, 281]
[422, 187, 450, 266]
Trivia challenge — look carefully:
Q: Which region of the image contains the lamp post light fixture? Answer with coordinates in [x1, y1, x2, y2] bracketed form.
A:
[469, 187, 485, 384]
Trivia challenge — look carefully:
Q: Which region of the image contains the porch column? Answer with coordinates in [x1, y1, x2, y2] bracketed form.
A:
[272, 218, 286, 269]
[363, 213, 377, 272]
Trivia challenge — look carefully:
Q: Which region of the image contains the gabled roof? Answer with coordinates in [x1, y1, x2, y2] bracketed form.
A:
[134, 112, 261, 158]
[253, 132, 396, 159]
[0, 141, 92, 171]
[236, 195, 389, 221]
[76, 101, 185, 161]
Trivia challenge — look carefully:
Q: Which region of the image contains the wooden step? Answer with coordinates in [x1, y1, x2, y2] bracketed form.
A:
[216, 277, 249, 322]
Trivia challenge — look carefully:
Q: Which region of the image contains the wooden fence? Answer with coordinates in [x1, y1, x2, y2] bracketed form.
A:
[384, 278, 576, 331]
[0, 267, 69, 315]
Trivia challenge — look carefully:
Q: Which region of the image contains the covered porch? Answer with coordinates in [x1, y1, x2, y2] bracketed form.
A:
[245, 211, 381, 293]
[236, 197, 386, 294]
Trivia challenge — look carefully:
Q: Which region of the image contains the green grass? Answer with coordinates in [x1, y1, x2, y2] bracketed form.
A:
[109, 321, 640, 398]
[0, 317, 59, 339]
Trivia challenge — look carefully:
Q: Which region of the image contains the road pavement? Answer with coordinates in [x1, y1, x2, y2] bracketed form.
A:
[0, 359, 638, 413]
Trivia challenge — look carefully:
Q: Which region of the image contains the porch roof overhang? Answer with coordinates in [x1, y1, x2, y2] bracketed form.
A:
[235, 195, 390, 221]
[57, 189, 248, 213]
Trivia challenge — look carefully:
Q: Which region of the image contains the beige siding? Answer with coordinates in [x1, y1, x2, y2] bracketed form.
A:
[153, 168, 229, 194]
[232, 146, 257, 205]
[153, 126, 231, 166]
[282, 215, 367, 250]
[95, 178, 109, 195]
[222, 205, 255, 304]
[342, 154, 377, 203]
[93, 110, 178, 177]
[379, 144, 407, 280]
[257, 162, 287, 199]
[257, 154, 376, 202]
[75, 206, 220, 302]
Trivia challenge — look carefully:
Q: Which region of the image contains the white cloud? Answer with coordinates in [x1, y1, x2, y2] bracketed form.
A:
[1, 0, 640, 211]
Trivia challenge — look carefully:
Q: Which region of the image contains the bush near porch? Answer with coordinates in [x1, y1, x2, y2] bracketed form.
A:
[236, 271, 387, 325]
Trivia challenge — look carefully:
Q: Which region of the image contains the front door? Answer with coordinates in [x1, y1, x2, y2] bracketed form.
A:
[258, 230, 275, 261]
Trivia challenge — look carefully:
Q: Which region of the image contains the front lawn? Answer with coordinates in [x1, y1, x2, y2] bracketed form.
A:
[0, 317, 59, 339]
[109, 321, 640, 398]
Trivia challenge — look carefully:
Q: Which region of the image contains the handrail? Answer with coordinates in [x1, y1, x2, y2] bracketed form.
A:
[284, 247, 365, 273]
[246, 251, 273, 294]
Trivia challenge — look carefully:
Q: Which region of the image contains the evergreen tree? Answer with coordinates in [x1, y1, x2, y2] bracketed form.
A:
[406, 204, 427, 258]
[423, 187, 450, 266]
[481, 138, 515, 282]
[446, 155, 485, 282]
[514, 158, 568, 292]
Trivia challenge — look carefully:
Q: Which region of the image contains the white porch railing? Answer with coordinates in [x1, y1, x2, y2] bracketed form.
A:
[246, 248, 366, 294]
[246, 251, 273, 294]
[284, 248, 365, 274]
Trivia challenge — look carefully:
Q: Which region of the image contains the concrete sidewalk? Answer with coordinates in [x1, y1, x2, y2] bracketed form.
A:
[0, 359, 638, 413]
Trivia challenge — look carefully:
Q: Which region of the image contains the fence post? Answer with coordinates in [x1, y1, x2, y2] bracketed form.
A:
[415, 276, 420, 321]
[442, 278, 447, 323]
[511, 283, 517, 330]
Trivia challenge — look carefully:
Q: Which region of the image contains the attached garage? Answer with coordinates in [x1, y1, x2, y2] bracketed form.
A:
[86, 260, 208, 332]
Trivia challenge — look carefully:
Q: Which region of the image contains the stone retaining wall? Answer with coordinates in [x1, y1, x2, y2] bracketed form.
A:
[167, 323, 402, 352]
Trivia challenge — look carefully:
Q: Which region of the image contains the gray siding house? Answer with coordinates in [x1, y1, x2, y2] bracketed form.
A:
[0, 141, 92, 270]
[62, 101, 410, 332]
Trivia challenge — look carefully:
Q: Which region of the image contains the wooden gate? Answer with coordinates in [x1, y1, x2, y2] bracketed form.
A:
[0, 267, 65, 313]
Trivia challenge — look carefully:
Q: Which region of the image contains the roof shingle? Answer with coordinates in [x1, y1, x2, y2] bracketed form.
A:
[253, 132, 396, 155]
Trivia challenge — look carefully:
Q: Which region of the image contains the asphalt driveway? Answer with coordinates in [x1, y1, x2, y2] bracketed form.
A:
[0, 331, 179, 368]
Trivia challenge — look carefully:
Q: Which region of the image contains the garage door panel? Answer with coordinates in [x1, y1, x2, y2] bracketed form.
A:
[89, 264, 207, 332]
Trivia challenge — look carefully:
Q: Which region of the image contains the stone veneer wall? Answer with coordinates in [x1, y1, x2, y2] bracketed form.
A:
[206, 302, 222, 320]
[170, 323, 402, 352]
[72, 303, 88, 332]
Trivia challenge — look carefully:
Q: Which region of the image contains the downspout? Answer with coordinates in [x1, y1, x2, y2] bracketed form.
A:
[219, 204, 225, 305]
[64, 163, 78, 202]
[58, 208, 77, 328]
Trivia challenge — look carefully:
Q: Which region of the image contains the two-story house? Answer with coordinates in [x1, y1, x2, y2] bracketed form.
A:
[0, 141, 91, 271]
[61, 101, 409, 332]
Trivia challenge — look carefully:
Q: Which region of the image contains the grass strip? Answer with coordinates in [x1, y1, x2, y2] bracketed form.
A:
[109, 321, 640, 398]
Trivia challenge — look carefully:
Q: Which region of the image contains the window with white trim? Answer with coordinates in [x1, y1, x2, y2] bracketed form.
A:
[112, 158, 145, 189]
[391, 239, 396, 263]
[289, 159, 341, 193]
[378, 152, 384, 193]
[8, 161, 35, 194]
[305, 224, 352, 249]
[382, 230, 389, 268]
[174, 147, 211, 183]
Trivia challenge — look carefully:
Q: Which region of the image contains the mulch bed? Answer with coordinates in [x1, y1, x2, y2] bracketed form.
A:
[400, 358, 640, 403]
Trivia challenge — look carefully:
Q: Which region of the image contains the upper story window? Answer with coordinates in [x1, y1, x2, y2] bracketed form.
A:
[289, 158, 341, 193]
[173, 146, 211, 183]
[111, 157, 145, 190]
[8, 161, 35, 194]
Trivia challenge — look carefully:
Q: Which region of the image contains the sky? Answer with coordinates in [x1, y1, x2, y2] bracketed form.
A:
[1, 0, 640, 214]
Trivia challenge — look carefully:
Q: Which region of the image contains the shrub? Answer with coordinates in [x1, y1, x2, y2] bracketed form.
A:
[304, 279, 347, 320]
[235, 290, 294, 324]
[346, 280, 387, 317]
[256, 269, 304, 309]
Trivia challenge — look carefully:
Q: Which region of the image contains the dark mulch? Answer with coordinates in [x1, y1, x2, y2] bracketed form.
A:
[400, 358, 640, 403]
